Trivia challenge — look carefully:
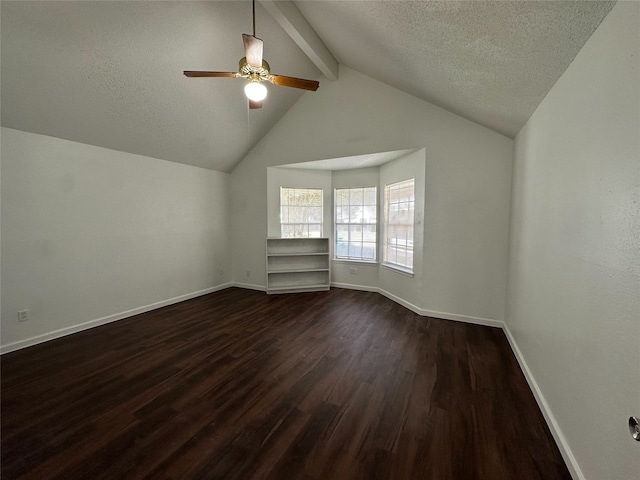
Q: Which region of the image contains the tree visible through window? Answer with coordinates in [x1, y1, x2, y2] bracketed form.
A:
[384, 179, 414, 271]
[280, 187, 323, 238]
[335, 186, 377, 261]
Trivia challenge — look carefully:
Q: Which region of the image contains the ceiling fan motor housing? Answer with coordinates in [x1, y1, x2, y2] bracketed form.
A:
[239, 57, 271, 81]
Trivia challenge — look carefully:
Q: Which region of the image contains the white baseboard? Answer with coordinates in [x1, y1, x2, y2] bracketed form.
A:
[0, 283, 234, 354]
[376, 287, 429, 316]
[417, 306, 503, 328]
[502, 324, 583, 480]
[331, 282, 503, 328]
[330, 281, 378, 293]
[1, 281, 496, 354]
[231, 282, 266, 292]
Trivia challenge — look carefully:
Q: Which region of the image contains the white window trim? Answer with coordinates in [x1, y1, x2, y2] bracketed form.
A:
[381, 262, 415, 277]
[280, 187, 324, 238]
[334, 186, 378, 262]
[383, 178, 415, 273]
[333, 258, 378, 265]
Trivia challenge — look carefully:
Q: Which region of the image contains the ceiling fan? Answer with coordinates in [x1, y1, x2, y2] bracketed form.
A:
[183, 0, 319, 109]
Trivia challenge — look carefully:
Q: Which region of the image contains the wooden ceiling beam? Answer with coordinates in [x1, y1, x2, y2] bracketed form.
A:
[259, 0, 339, 81]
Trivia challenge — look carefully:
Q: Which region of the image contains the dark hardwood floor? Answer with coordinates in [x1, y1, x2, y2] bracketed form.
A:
[1, 287, 571, 480]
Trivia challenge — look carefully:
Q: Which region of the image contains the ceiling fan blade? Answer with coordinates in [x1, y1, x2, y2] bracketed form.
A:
[249, 99, 262, 109]
[183, 71, 238, 78]
[269, 75, 319, 91]
[242, 34, 263, 68]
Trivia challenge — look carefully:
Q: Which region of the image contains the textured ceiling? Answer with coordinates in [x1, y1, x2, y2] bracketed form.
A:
[0, 1, 321, 172]
[1, 1, 616, 172]
[294, 0, 616, 138]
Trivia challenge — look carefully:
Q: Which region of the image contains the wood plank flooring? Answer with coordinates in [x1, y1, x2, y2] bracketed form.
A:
[1, 287, 571, 480]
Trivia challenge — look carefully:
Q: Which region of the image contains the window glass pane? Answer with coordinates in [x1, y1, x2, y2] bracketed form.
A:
[336, 244, 348, 257]
[336, 224, 349, 257]
[363, 225, 376, 243]
[280, 188, 323, 238]
[350, 189, 364, 206]
[396, 248, 407, 266]
[281, 224, 293, 238]
[284, 224, 296, 238]
[308, 224, 322, 238]
[334, 186, 377, 261]
[287, 207, 302, 223]
[386, 246, 397, 264]
[349, 242, 362, 258]
[309, 207, 323, 223]
[396, 226, 407, 246]
[349, 224, 363, 242]
[364, 187, 376, 206]
[363, 205, 376, 223]
[346, 205, 358, 223]
[386, 224, 396, 244]
[336, 189, 348, 206]
[389, 203, 399, 223]
[383, 179, 415, 271]
[310, 190, 322, 205]
[406, 250, 414, 268]
[362, 243, 376, 260]
[280, 188, 289, 206]
[336, 224, 349, 238]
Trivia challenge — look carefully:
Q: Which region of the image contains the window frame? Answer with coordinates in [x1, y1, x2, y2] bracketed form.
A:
[334, 186, 378, 262]
[279, 187, 324, 239]
[383, 178, 415, 273]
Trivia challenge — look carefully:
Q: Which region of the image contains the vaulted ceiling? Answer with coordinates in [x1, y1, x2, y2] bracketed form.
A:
[1, 1, 616, 172]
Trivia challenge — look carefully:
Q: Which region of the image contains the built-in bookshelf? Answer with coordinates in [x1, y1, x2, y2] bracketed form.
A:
[266, 238, 330, 294]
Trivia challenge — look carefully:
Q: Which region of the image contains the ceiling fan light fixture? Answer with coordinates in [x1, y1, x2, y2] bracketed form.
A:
[183, 0, 319, 107]
[244, 81, 267, 102]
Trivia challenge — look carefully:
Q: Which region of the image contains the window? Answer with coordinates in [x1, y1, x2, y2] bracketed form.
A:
[335, 186, 377, 261]
[383, 178, 414, 271]
[280, 187, 323, 238]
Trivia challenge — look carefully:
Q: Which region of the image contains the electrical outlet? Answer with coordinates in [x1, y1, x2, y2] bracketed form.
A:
[217, 268, 224, 276]
[349, 267, 357, 275]
[246, 270, 251, 277]
[18, 310, 29, 322]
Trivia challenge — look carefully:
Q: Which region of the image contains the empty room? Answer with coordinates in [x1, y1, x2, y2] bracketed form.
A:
[1, 1, 638, 479]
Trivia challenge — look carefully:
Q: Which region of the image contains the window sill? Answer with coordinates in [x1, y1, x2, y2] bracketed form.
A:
[333, 259, 377, 265]
[381, 263, 414, 277]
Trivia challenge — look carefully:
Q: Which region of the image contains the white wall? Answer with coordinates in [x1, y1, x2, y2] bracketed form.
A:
[505, 2, 640, 479]
[231, 66, 513, 323]
[1, 128, 231, 351]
